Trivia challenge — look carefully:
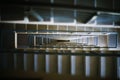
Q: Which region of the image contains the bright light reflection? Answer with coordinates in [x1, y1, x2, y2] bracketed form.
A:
[0, 21, 119, 28]
[24, 16, 29, 23]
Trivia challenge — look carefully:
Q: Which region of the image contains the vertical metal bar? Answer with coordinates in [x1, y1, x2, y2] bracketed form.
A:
[50, 8, 54, 23]
[15, 32, 17, 48]
[94, 0, 97, 24]
[50, 0, 54, 23]
[36, 24, 38, 33]
[25, 24, 27, 33]
[58, 55, 62, 74]
[117, 57, 120, 79]
[101, 56, 106, 78]
[34, 36, 36, 46]
[66, 25, 68, 31]
[34, 54, 38, 72]
[85, 56, 90, 77]
[46, 54, 49, 73]
[74, 9, 77, 24]
[24, 53, 27, 71]
[71, 56, 76, 75]
[74, 0, 77, 24]
[42, 37, 43, 45]
[94, 0, 97, 8]
[74, 0, 77, 33]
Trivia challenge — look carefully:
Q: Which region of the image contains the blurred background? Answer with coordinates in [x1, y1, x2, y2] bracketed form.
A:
[0, 0, 120, 80]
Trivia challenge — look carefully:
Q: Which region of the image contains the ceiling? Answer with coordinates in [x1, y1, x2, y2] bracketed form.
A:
[0, 0, 120, 25]
[0, 0, 120, 51]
